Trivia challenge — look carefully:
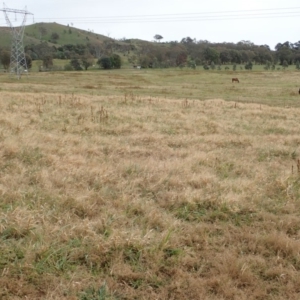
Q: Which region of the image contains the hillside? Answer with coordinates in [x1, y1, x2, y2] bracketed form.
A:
[1, 22, 299, 71]
[0, 22, 156, 49]
[0, 22, 116, 48]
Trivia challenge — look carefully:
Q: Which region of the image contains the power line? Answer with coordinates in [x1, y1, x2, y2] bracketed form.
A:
[1, 7, 299, 26]
[1, 7, 300, 28]
[32, 13, 300, 25]
[34, 6, 300, 20]
[26, 7, 300, 25]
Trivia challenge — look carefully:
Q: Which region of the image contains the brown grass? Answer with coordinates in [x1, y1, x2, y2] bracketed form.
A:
[1, 70, 300, 299]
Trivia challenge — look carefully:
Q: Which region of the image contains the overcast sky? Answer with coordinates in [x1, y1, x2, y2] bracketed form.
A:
[1, 0, 299, 49]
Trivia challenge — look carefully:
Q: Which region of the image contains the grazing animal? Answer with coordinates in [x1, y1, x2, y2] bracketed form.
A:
[232, 78, 239, 83]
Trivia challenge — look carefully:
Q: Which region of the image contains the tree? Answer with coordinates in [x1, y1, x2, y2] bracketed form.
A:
[203, 47, 219, 64]
[97, 56, 112, 69]
[25, 54, 32, 69]
[180, 37, 195, 44]
[263, 61, 271, 70]
[245, 61, 253, 70]
[70, 58, 82, 70]
[254, 46, 273, 64]
[110, 54, 121, 69]
[0, 50, 10, 70]
[187, 58, 196, 69]
[81, 55, 94, 70]
[64, 64, 73, 71]
[282, 60, 288, 69]
[220, 50, 231, 64]
[42, 55, 53, 69]
[203, 64, 209, 70]
[229, 50, 242, 64]
[50, 32, 60, 43]
[26, 43, 55, 60]
[38, 26, 47, 39]
[176, 51, 187, 66]
[154, 34, 163, 42]
[138, 55, 151, 68]
[276, 46, 293, 65]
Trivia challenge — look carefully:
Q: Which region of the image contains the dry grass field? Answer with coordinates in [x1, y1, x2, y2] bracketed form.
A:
[1, 69, 300, 299]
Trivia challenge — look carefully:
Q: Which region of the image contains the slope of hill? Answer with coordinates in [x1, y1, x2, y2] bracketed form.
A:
[0, 22, 120, 48]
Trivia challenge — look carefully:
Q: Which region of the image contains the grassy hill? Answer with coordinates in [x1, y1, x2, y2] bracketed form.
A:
[0, 22, 126, 48]
[0, 22, 163, 69]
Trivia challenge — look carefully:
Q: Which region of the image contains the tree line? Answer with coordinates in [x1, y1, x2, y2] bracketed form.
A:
[1, 37, 300, 71]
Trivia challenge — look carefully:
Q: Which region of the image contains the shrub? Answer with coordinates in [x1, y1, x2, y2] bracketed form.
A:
[245, 61, 253, 70]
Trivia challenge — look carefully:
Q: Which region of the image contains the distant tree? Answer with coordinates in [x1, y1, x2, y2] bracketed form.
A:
[276, 46, 293, 65]
[244, 61, 253, 70]
[25, 49, 38, 60]
[232, 64, 236, 71]
[203, 64, 210, 70]
[42, 55, 53, 69]
[39, 26, 47, 38]
[128, 54, 137, 65]
[282, 60, 288, 68]
[220, 50, 231, 64]
[154, 34, 163, 42]
[25, 54, 32, 69]
[210, 61, 216, 70]
[64, 64, 73, 71]
[180, 37, 195, 44]
[275, 43, 283, 51]
[187, 58, 196, 69]
[138, 55, 151, 68]
[97, 56, 112, 69]
[229, 49, 242, 64]
[282, 41, 293, 49]
[237, 40, 254, 48]
[110, 54, 121, 69]
[176, 52, 187, 66]
[50, 32, 60, 42]
[203, 47, 219, 64]
[81, 54, 94, 70]
[240, 51, 250, 63]
[293, 41, 300, 50]
[0, 50, 10, 70]
[264, 61, 271, 70]
[254, 46, 273, 64]
[70, 58, 82, 70]
[27, 43, 55, 60]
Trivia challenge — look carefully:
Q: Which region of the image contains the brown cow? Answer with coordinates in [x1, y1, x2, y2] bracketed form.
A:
[232, 78, 239, 83]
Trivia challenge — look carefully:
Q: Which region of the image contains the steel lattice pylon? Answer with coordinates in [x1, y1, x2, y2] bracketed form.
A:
[0, 4, 33, 79]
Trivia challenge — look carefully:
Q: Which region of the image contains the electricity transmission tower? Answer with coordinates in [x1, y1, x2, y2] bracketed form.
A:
[0, 4, 33, 79]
